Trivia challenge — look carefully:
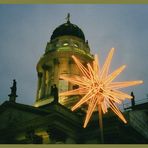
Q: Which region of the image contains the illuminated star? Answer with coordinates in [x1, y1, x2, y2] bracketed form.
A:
[60, 48, 143, 128]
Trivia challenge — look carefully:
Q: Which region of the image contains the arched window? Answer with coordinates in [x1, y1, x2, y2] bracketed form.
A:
[73, 43, 79, 48]
[63, 42, 69, 46]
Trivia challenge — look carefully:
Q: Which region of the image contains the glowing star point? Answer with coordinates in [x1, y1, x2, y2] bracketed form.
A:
[60, 48, 143, 128]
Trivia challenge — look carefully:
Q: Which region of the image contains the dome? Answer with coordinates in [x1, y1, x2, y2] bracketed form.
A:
[50, 21, 85, 41]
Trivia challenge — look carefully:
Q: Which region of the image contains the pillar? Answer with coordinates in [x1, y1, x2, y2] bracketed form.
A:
[53, 58, 60, 85]
[36, 72, 42, 100]
[40, 65, 49, 99]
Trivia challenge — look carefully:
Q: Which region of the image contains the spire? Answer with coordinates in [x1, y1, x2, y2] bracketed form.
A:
[65, 13, 70, 23]
[8, 79, 18, 103]
[131, 91, 135, 107]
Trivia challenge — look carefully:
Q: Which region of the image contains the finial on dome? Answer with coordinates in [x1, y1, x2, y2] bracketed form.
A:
[65, 13, 70, 23]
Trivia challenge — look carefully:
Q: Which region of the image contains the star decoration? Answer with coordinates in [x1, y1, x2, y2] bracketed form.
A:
[60, 48, 143, 128]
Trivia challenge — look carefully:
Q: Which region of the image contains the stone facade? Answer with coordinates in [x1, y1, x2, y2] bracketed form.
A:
[0, 101, 148, 144]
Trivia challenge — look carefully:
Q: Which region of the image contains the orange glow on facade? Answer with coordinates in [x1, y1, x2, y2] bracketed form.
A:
[60, 48, 143, 128]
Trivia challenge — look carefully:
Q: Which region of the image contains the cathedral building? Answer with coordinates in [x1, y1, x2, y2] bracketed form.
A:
[0, 15, 148, 144]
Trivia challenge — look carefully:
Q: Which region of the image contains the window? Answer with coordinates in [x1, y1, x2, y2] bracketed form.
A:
[73, 43, 79, 48]
[59, 79, 68, 93]
[63, 42, 69, 46]
[73, 85, 79, 90]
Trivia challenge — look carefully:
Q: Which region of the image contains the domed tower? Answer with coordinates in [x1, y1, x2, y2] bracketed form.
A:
[34, 14, 94, 108]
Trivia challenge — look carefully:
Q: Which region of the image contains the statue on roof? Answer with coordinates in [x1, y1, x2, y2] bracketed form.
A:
[131, 91, 135, 107]
[8, 79, 18, 102]
[51, 84, 59, 103]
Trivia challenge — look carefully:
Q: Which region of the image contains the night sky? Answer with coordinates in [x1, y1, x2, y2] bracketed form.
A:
[0, 4, 147, 107]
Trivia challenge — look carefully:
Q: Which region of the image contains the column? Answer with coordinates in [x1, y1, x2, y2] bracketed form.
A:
[53, 58, 60, 85]
[36, 72, 42, 100]
[68, 59, 74, 90]
[40, 65, 48, 99]
[45, 67, 51, 97]
[36, 131, 50, 144]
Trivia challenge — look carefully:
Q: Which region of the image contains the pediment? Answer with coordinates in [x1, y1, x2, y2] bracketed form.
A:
[0, 102, 45, 130]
